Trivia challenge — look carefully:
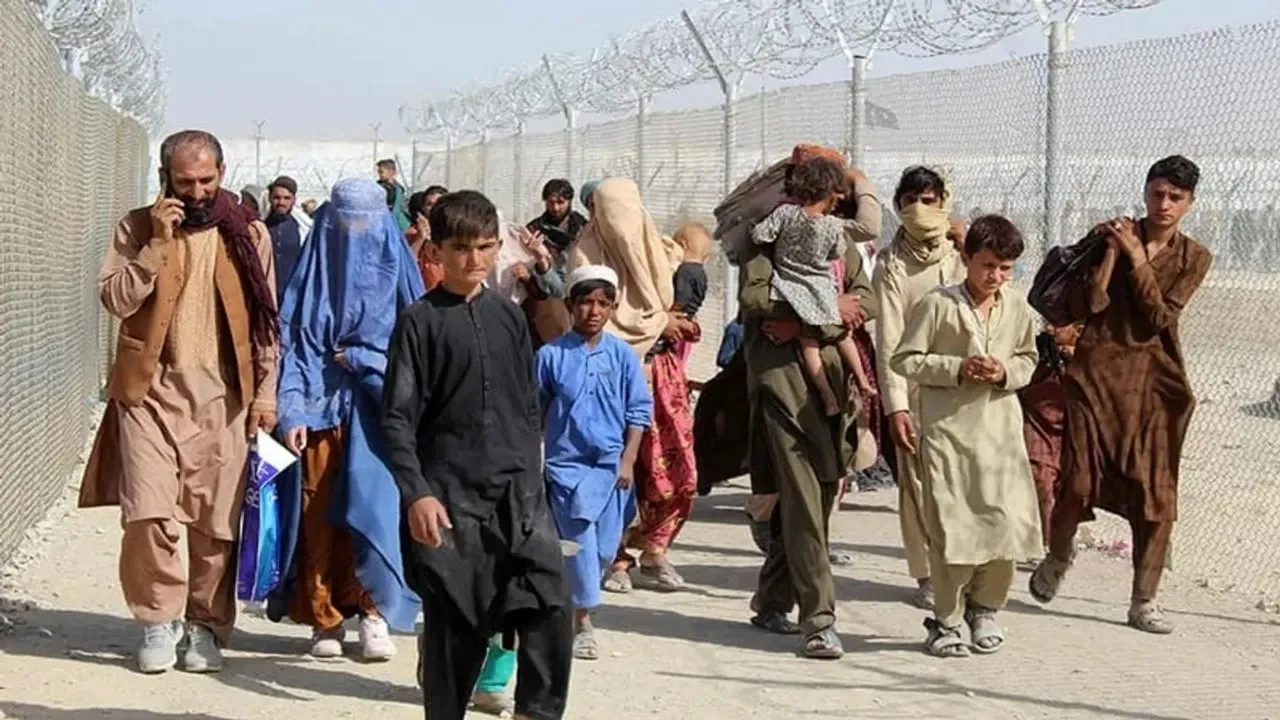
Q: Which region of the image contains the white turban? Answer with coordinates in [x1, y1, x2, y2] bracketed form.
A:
[566, 264, 619, 293]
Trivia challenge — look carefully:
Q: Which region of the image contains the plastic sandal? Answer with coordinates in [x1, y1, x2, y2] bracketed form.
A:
[802, 627, 845, 660]
[750, 612, 802, 635]
[640, 559, 685, 591]
[573, 629, 601, 660]
[965, 606, 1006, 654]
[923, 618, 970, 658]
[602, 568, 632, 594]
[1128, 601, 1174, 634]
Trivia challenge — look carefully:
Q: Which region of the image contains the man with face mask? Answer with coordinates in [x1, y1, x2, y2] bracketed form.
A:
[79, 129, 280, 675]
[871, 166, 967, 612]
[266, 175, 304, 297]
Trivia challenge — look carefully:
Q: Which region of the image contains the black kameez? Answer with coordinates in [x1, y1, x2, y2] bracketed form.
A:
[383, 286, 572, 720]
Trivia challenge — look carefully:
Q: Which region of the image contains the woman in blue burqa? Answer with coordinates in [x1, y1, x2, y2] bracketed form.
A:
[267, 177, 424, 661]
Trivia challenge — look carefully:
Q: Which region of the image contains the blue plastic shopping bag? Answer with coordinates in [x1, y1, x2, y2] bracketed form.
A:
[237, 430, 298, 602]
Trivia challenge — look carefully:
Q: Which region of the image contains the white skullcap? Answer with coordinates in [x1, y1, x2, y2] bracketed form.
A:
[566, 264, 619, 292]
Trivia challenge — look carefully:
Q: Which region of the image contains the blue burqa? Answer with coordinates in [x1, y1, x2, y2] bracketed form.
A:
[267, 178, 425, 632]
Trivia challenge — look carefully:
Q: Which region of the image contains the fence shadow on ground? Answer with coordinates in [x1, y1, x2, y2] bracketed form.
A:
[651, 668, 1196, 720]
[0, 604, 418, 707]
[0, 704, 232, 720]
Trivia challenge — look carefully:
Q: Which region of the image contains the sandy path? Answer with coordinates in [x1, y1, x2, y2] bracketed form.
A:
[1, 430, 1279, 719]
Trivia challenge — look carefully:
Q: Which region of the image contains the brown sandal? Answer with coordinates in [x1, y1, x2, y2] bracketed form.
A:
[639, 557, 685, 591]
[602, 568, 632, 594]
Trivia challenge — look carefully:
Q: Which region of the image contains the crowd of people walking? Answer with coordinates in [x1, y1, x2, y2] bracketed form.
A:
[82, 128, 1210, 719]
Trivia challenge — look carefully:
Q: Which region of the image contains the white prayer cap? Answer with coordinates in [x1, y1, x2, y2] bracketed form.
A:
[566, 264, 619, 293]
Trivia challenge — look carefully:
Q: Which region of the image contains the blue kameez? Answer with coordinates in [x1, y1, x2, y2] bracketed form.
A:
[536, 331, 652, 609]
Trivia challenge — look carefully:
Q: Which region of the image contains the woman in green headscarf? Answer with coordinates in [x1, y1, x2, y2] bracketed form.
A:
[579, 179, 601, 217]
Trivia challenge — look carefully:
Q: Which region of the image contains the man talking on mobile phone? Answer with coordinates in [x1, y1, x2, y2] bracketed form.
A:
[78, 129, 280, 676]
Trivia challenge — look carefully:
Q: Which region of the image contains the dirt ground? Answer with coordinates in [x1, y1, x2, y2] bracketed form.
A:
[2, 426, 1280, 720]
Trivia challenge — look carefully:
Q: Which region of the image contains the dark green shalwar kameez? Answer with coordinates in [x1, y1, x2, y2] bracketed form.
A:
[740, 243, 878, 635]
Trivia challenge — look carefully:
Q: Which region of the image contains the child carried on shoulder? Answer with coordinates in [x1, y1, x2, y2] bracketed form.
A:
[751, 155, 875, 416]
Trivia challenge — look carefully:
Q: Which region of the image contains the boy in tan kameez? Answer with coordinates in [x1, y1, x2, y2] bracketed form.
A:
[890, 215, 1042, 657]
[80, 131, 279, 675]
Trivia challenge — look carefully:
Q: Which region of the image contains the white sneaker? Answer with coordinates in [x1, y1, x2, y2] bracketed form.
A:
[358, 615, 396, 661]
[309, 626, 346, 658]
[183, 623, 224, 673]
[137, 621, 183, 674]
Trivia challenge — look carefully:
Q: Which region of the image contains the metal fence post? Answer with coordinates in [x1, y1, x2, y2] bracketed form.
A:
[681, 8, 741, 323]
[721, 84, 740, 322]
[479, 129, 490, 195]
[759, 85, 768, 169]
[445, 133, 454, 189]
[410, 139, 418, 192]
[514, 120, 525, 218]
[1043, 20, 1070, 259]
[566, 109, 578, 182]
[253, 121, 265, 186]
[850, 55, 868, 169]
[636, 96, 647, 192]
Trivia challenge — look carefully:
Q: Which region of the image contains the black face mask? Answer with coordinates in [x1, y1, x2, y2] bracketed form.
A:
[180, 195, 216, 228]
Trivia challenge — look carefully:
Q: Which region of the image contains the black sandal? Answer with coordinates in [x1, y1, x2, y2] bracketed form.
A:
[923, 618, 970, 658]
[750, 612, 801, 635]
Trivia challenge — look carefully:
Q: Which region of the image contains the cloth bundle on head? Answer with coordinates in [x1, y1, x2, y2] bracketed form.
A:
[714, 142, 846, 264]
[568, 177, 676, 357]
[790, 143, 848, 168]
[566, 264, 619, 294]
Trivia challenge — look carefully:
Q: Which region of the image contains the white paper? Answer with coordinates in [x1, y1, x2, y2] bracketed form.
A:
[253, 429, 299, 480]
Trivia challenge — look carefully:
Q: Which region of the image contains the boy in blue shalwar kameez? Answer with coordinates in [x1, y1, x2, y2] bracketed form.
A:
[536, 265, 653, 661]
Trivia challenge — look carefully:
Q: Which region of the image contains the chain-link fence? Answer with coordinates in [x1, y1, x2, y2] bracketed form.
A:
[0, 0, 149, 562]
[418, 21, 1280, 600]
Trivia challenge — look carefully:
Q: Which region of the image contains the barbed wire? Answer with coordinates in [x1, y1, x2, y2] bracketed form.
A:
[400, 0, 1162, 142]
[27, 0, 165, 132]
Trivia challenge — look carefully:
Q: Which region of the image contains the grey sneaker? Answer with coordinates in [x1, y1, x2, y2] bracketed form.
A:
[183, 623, 224, 673]
[137, 621, 183, 674]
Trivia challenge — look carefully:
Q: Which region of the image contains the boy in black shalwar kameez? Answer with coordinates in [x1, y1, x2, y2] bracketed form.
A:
[382, 190, 573, 720]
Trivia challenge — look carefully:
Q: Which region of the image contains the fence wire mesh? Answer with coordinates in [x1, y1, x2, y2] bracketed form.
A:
[418, 21, 1280, 600]
[0, 0, 148, 562]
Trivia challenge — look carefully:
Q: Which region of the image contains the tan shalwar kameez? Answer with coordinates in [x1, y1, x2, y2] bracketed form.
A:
[891, 285, 1042, 627]
[92, 218, 277, 645]
[872, 232, 965, 580]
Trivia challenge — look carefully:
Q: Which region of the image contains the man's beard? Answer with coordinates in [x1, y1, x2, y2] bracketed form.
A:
[180, 196, 216, 228]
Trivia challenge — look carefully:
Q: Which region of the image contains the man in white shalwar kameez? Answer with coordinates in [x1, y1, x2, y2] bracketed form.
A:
[890, 215, 1042, 658]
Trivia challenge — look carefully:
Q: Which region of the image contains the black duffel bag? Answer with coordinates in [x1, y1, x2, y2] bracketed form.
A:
[1028, 230, 1108, 326]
